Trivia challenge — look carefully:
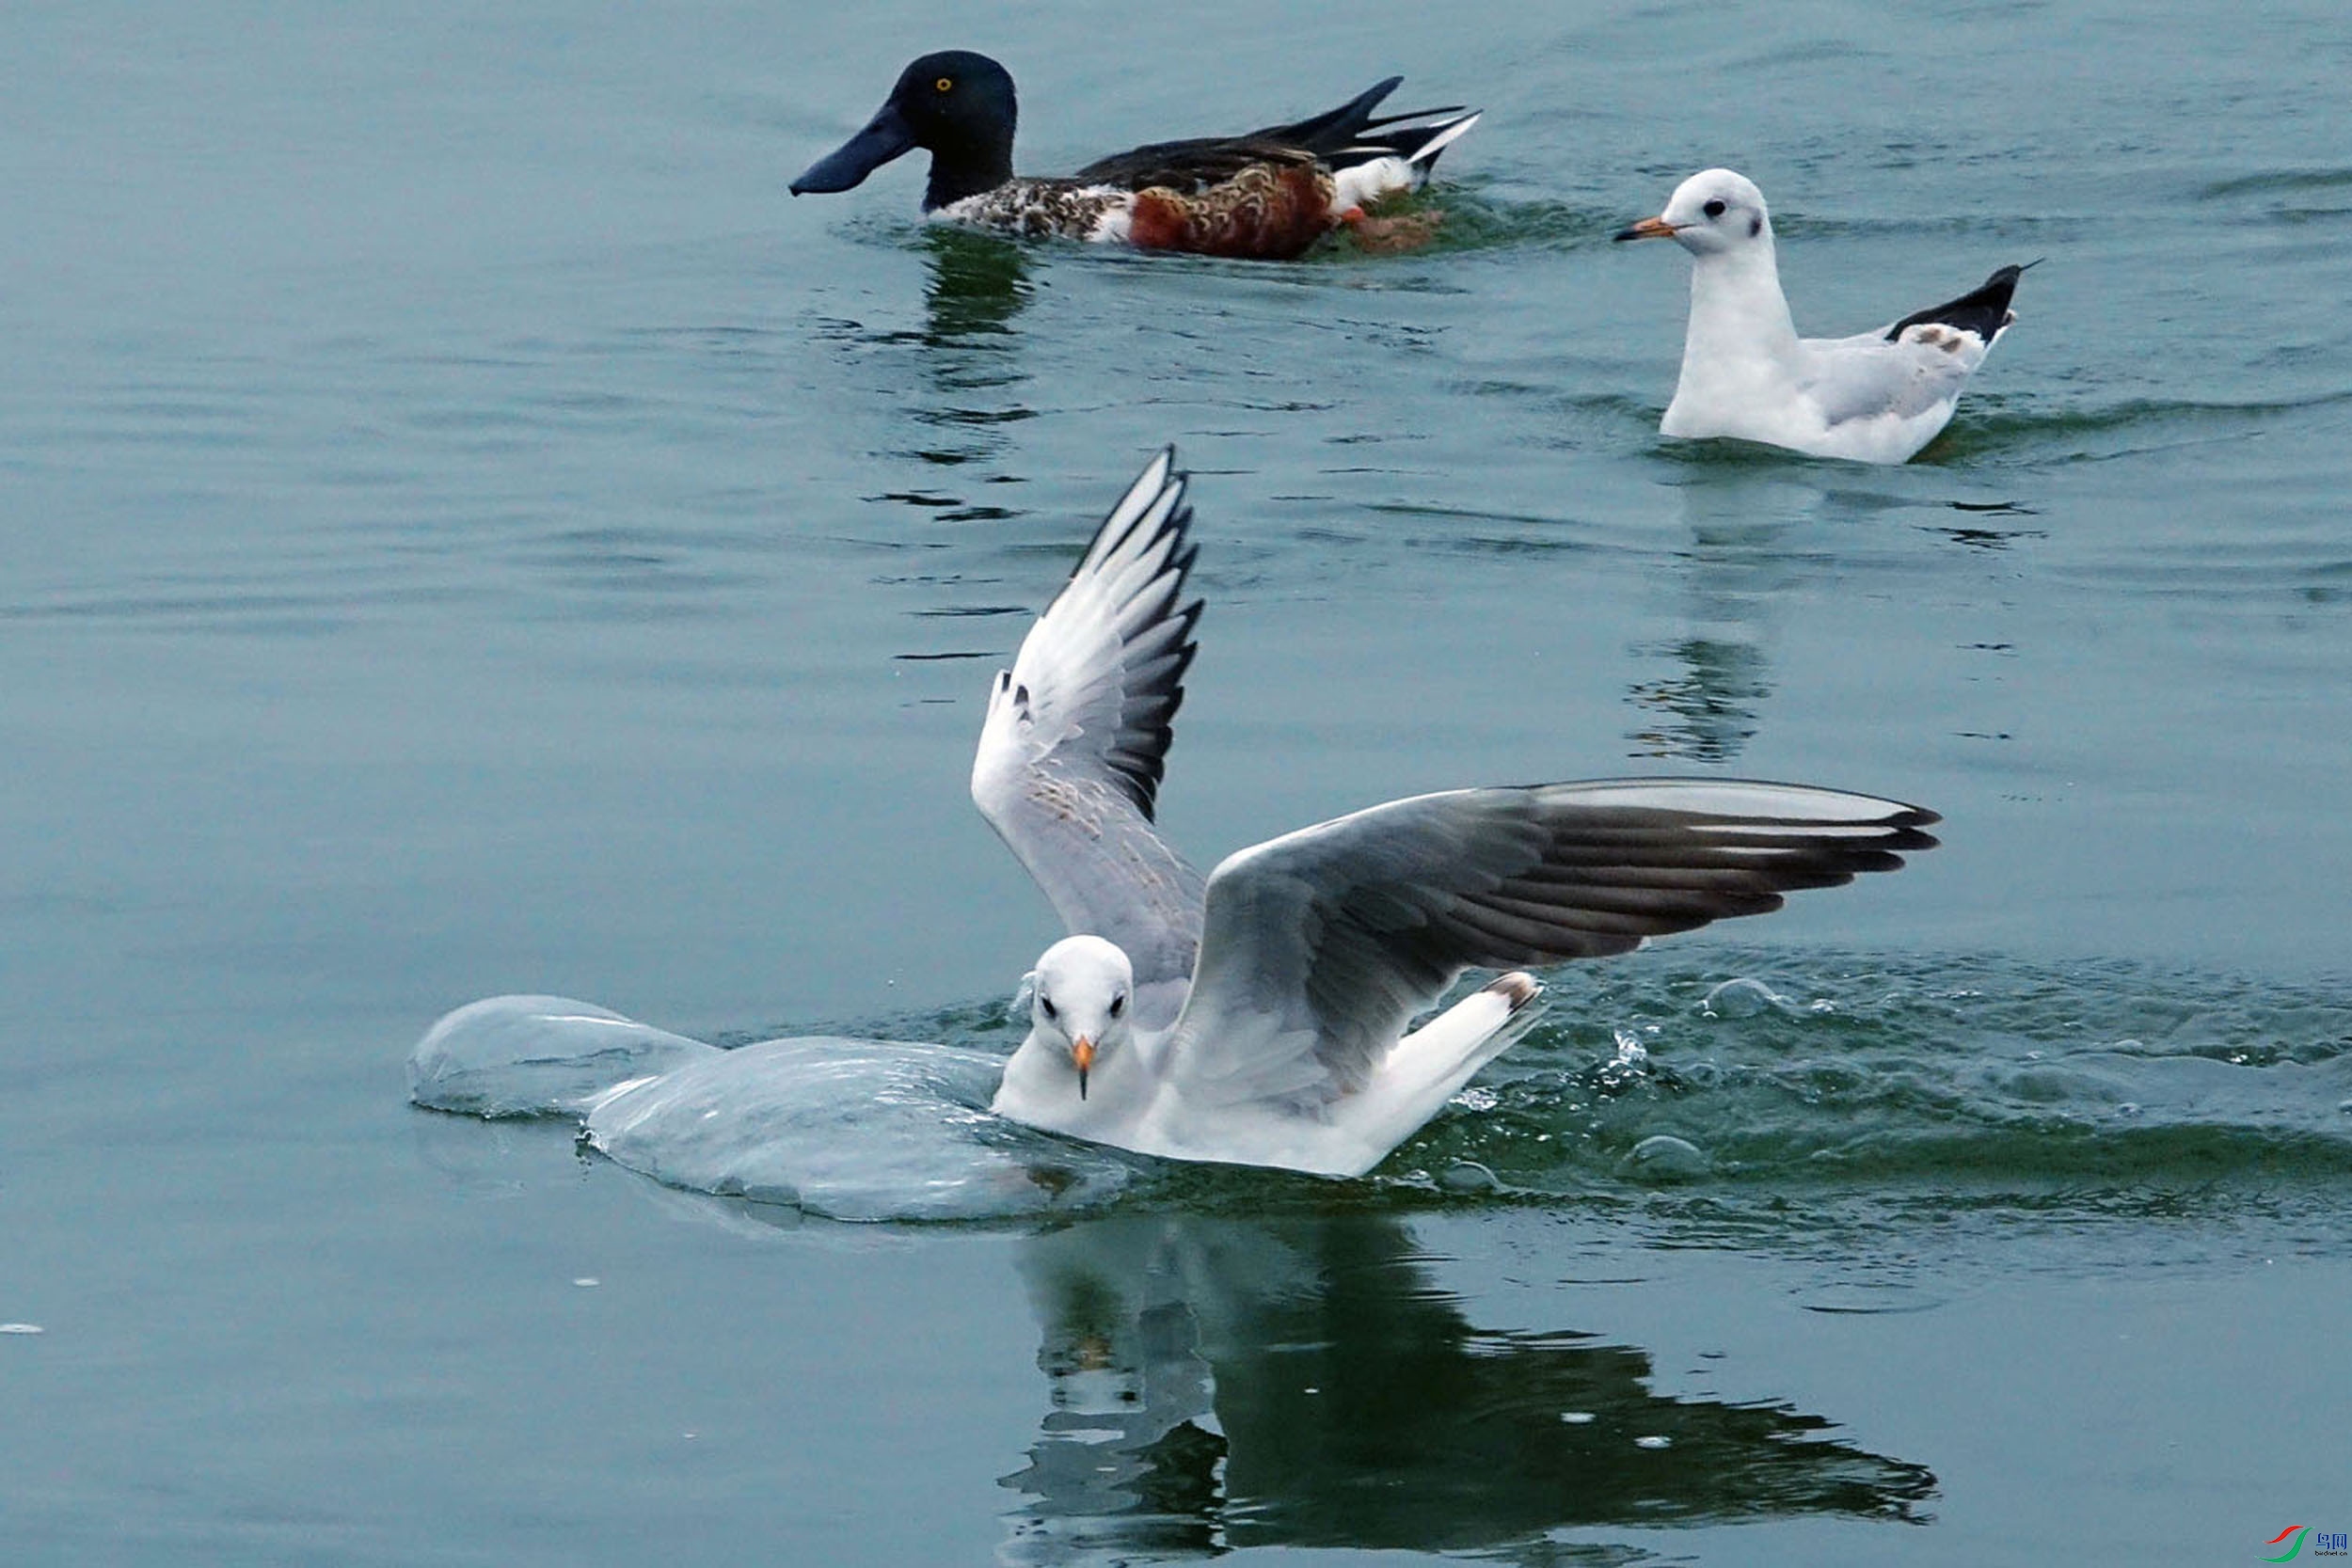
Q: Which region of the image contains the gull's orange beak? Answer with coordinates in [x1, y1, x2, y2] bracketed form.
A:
[1072, 1036, 1095, 1101]
[1613, 215, 1679, 243]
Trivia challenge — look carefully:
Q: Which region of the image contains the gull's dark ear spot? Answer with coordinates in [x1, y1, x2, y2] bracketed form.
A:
[1109, 993, 1125, 1019]
[1749, 214, 1762, 238]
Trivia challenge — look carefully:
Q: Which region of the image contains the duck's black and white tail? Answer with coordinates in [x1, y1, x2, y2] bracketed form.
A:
[1326, 103, 1484, 212]
[1258, 76, 1483, 186]
[1349, 104, 1484, 175]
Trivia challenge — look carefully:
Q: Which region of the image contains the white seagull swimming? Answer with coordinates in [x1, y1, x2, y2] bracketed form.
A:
[976, 450, 1940, 1177]
[1614, 168, 2033, 464]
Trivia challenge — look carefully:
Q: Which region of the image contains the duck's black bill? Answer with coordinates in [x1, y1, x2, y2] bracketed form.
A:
[789, 103, 918, 195]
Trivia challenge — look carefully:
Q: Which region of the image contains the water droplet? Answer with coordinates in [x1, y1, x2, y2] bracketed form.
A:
[1437, 1160, 1502, 1195]
[1628, 1134, 1709, 1182]
[1634, 1434, 1673, 1449]
[0, 1323, 44, 1336]
[1560, 1411, 1596, 1424]
[572, 1277, 600, 1288]
[1700, 976, 1783, 1017]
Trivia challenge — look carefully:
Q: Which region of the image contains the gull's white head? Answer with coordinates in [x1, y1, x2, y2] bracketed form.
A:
[1027, 934, 1135, 1101]
[1614, 168, 1772, 257]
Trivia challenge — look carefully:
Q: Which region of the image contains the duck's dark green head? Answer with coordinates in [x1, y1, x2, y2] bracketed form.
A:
[790, 51, 1019, 211]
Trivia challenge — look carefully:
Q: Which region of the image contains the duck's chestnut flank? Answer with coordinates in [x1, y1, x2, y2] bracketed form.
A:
[1127, 163, 1338, 259]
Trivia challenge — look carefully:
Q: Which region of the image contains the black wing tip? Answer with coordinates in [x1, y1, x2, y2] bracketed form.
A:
[1085, 450, 1207, 825]
[1145, 441, 1189, 511]
[1070, 446, 1194, 584]
[1877, 803, 1942, 853]
[1883, 261, 2036, 344]
[1969, 257, 2043, 294]
[1522, 781, 1941, 843]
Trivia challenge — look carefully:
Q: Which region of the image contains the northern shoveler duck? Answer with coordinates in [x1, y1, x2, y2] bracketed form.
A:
[1614, 169, 2036, 464]
[789, 51, 1482, 261]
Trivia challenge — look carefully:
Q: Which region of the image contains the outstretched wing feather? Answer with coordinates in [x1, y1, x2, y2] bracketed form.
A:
[970, 451, 1210, 1019]
[1163, 781, 1938, 1105]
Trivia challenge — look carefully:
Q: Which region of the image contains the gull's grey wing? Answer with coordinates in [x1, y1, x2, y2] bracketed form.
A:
[972, 450, 1209, 1024]
[1799, 330, 1987, 428]
[1162, 780, 1940, 1108]
[1803, 261, 2030, 429]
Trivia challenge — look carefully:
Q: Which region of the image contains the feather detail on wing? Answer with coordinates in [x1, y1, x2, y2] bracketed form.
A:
[1076, 139, 1322, 197]
[1161, 779, 1940, 1109]
[971, 450, 1210, 1022]
[1073, 77, 1476, 194]
[1802, 331, 1985, 428]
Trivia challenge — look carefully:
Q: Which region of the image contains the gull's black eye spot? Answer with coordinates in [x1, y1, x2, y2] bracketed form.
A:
[1109, 994, 1125, 1019]
[1703, 198, 1727, 219]
[934, 76, 953, 93]
[1041, 997, 1057, 1021]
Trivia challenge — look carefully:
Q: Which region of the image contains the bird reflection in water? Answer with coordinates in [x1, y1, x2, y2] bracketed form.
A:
[886, 226, 1039, 480]
[855, 227, 1038, 531]
[918, 224, 1035, 349]
[1000, 1212, 1933, 1562]
[1626, 632, 1773, 763]
[1622, 474, 1806, 764]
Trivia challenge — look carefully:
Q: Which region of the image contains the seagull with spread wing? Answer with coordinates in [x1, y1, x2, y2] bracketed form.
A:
[974, 451, 1941, 1178]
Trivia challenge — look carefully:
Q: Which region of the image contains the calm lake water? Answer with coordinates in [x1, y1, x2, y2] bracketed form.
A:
[5, 1, 2349, 1562]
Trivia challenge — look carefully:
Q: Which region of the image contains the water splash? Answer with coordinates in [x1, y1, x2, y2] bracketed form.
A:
[410, 950, 2352, 1235]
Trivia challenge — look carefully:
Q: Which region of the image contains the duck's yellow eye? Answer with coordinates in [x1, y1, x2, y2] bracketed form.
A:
[934, 76, 953, 92]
